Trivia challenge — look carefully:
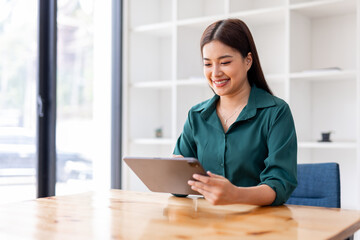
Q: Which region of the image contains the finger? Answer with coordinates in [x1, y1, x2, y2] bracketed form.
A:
[207, 171, 224, 179]
[189, 179, 214, 192]
[191, 185, 217, 204]
[172, 154, 184, 158]
[188, 180, 195, 186]
[191, 185, 212, 197]
[192, 174, 211, 183]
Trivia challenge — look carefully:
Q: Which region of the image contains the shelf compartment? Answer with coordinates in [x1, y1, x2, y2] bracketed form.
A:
[229, 0, 285, 13]
[128, 88, 172, 140]
[290, 10, 356, 73]
[247, 22, 286, 75]
[177, 0, 226, 20]
[290, 79, 357, 143]
[290, 0, 356, 18]
[176, 25, 204, 80]
[129, 0, 172, 28]
[129, 32, 172, 84]
[229, 6, 286, 26]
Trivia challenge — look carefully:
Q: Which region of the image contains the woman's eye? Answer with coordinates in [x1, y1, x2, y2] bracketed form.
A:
[204, 63, 211, 67]
[221, 61, 231, 65]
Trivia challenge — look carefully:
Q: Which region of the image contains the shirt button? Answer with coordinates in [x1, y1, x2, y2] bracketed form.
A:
[220, 163, 224, 167]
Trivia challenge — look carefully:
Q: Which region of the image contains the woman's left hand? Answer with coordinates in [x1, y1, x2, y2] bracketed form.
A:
[188, 171, 238, 205]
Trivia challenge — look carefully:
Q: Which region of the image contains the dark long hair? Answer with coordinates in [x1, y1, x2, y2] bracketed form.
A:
[200, 18, 273, 95]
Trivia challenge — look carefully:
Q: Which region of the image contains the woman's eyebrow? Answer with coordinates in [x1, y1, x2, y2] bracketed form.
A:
[203, 55, 233, 61]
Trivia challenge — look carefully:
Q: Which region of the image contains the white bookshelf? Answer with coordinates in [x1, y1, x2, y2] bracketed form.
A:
[123, 0, 360, 212]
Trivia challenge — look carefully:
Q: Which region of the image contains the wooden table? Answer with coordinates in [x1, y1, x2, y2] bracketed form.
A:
[0, 190, 359, 239]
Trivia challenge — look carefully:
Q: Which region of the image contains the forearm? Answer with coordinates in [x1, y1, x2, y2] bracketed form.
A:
[233, 184, 276, 206]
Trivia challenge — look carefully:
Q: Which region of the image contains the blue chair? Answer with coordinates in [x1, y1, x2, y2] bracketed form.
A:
[286, 163, 356, 239]
[286, 162, 340, 208]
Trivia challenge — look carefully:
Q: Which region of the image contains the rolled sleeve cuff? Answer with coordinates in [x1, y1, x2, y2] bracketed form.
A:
[259, 180, 287, 206]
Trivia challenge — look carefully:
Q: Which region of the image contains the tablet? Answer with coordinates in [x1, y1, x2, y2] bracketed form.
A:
[123, 156, 207, 195]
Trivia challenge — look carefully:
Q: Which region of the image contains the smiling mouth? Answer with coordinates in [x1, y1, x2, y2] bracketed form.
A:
[212, 79, 230, 86]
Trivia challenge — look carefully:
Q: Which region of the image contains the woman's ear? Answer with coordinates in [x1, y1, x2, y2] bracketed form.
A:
[246, 52, 253, 70]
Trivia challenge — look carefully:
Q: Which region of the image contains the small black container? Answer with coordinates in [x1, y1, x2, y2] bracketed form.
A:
[320, 132, 332, 142]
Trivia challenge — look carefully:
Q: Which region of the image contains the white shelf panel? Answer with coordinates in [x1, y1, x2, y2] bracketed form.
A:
[176, 6, 285, 28]
[132, 138, 175, 145]
[290, 0, 356, 18]
[230, 6, 285, 26]
[265, 73, 285, 83]
[131, 22, 172, 36]
[176, 15, 226, 28]
[298, 141, 357, 149]
[131, 80, 173, 89]
[290, 69, 357, 81]
[176, 78, 207, 86]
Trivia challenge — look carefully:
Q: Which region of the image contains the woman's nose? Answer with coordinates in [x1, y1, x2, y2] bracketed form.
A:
[212, 65, 222, 77]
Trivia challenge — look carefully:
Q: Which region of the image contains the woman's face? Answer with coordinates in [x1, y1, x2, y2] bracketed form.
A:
[202, 40, 252, 97]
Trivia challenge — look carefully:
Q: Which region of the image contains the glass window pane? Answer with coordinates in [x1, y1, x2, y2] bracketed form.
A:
[56, 0, 111, 195]
[0, 0, 38, 204]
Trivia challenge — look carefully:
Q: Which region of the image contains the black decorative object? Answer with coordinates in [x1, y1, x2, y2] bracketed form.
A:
[319, 132, 332, 142]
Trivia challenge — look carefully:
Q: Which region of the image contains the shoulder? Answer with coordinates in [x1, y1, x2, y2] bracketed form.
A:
[254, 87, 293, 121]
[266, 95, 294, 126]
[258, 87, 289, 109]
[252, 87, 290, 113]
[271, 95, 290, 110]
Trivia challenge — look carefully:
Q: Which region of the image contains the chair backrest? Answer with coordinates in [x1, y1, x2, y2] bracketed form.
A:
[286, 162, 340, 208]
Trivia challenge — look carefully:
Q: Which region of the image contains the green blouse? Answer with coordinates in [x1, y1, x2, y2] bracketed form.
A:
[173, 85, 297, 206]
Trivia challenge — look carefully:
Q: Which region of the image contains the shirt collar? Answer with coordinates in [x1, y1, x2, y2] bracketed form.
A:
[239, 84, 276, 121]
[198, 84, 276, 121]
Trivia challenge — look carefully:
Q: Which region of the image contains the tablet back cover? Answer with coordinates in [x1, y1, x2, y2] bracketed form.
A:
[123, 157, 206, 195]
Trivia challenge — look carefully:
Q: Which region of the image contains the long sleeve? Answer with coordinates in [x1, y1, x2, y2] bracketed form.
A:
[259, 102, 298, 206]
[173, 111, 197, 158]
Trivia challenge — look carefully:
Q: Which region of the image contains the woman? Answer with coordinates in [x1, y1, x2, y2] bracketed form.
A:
[173, 19, 297, 206]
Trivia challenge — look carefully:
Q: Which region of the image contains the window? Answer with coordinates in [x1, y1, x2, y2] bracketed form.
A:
[0, 0, 113, 203]
[56, 0, 111, 195]
[0, 0, 38, 204]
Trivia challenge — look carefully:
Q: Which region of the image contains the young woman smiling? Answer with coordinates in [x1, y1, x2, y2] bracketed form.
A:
[173, 19, 297, 206]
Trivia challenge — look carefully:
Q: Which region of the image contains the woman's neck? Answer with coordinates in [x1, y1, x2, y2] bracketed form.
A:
[218, 82, 251, 111]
